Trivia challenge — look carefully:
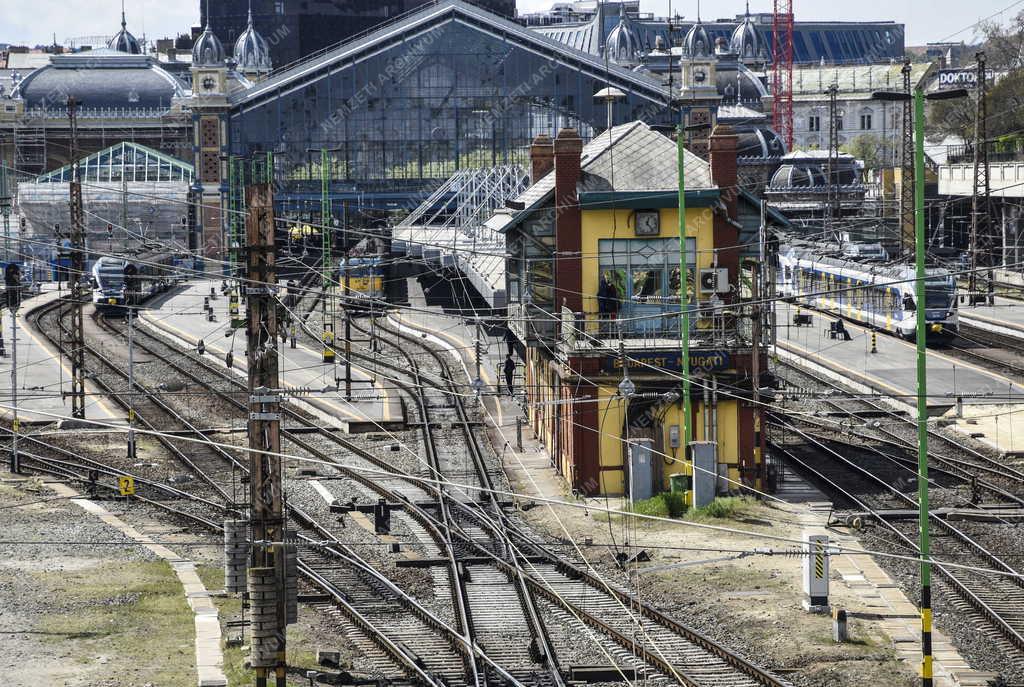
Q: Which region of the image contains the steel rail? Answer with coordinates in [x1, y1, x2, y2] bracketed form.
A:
[774, 420, 1024, 651]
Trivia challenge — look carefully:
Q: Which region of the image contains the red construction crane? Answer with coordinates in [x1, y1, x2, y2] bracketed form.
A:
[772, 0, 795, 151]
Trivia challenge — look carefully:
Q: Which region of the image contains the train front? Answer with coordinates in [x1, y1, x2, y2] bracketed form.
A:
[91, 259, 128, 313]
[921, 273, 959, 340]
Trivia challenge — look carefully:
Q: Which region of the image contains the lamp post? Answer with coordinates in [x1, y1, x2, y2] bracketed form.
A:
[873, 85, 968, 687]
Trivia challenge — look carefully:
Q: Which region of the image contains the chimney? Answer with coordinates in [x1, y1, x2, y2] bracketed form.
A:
[553, 127, 584, 314]
[709, 124, 740, 297]
[709, 124, 739, 220]
[529, 134, 554, 184]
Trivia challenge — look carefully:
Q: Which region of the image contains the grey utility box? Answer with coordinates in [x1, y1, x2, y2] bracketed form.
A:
[690, 441, 718, 509]
[628, 438, 655, 502]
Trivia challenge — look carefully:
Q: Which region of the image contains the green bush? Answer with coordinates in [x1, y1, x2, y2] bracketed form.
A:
[663, 491, 687, 518]
[629, 494, 669, 518]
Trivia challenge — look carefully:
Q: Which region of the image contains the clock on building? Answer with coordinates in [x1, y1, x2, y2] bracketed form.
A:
[634, 210, 660, 236]
[202, 76, 217, 91]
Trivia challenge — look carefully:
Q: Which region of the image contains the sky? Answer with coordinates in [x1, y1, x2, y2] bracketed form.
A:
[2, 0, 1021, 48]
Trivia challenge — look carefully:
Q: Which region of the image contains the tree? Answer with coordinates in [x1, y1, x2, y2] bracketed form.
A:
[842, 134, 890, 172]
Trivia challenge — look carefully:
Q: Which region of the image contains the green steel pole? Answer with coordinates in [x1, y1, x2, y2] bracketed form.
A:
[913, 86, 933, 687]
[321, 149, 330, 288]
[677, 127, 692, 453]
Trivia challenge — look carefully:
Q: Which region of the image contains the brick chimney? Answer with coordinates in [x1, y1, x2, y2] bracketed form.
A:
[709, 124, 740, 295]
[709, 124, 739, 221]
[553, 127, 584, 314]
[529, 134, 554, 184]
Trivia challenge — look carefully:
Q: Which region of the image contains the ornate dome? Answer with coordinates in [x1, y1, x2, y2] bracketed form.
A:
[233, 4, 272, 73]
[107, 6, 141, 55]
[683, 16, 710, 57]
[730, 4, 767, 60]
[12, 50, 184, 111]
[192, 22, 226, 67]
[605, 5, 641, 64]
[770, 163, 827, 189]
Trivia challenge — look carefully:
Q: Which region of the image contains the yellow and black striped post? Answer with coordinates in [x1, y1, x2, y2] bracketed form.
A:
[871, 331, 877, 354]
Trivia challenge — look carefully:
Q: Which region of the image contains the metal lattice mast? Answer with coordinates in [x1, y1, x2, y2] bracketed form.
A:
[320, 149, 335, 366]
[0, 161, 10, 264]
[825, 83, 840, 239]
[771, 0, 795, 151]
[900, 61, 915, 259]
[969, 51, 993, 304]
[321, 149, 331, 287]
[67, 97, 86, 419]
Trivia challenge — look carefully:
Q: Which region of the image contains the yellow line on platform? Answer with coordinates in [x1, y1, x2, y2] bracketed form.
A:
[19, 310, 119, 420]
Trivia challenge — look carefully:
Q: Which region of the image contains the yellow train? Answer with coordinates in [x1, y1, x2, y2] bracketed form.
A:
[338, 256, 385, 304]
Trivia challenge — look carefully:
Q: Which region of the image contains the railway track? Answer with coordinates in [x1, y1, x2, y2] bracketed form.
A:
[772, 420, 1024, 656]
[775, 360, 1024, 489]
[22, 287, 793, 686]
[946, 322, 1024, 379]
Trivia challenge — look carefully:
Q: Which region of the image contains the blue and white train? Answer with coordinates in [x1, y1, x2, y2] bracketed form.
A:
[91, 254, 176, 313]
[777, 246, 959, 340]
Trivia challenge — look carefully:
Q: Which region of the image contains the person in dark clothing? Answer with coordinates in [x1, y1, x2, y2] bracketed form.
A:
[598, 276, 612, 315]
[503, 354, 516, 397]
[832, 319, 852, 341]
[504, 327, 516, 357]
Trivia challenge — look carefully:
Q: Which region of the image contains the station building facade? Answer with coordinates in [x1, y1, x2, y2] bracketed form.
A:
[500, 121, 771, 497]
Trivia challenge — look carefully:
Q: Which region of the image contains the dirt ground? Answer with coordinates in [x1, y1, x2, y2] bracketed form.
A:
[508, 470, 919, 687]
[0, 479, 197, 687]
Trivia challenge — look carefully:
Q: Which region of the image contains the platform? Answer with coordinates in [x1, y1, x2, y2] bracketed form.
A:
[775, 302, 1024, 455]
[139, 280, 401, 431]
[959, 297, 1024, 339]
[0, 286, 121, 426]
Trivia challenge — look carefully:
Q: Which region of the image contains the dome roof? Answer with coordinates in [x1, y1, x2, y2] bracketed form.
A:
[770, 163, 827, 189]
[683, 19, 711, 57]
[107, 8, 141, 54]
[12, 50, 184, 111]
[605, 5, 641, 64]
[736, 126, 786, 159]
[730, 4, 767, 60]
[233, 4, 272, 73]
[192, 23, 226, 67]
[715, 61, 769, 104]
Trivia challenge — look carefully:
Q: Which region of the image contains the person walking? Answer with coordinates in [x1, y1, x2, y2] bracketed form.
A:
[503, 354, 516, 397]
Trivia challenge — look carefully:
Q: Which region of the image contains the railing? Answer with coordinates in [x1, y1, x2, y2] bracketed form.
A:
[558, 306, 745, 352]
[21, 107, 178, 120]
[947, 140, 1024, 165]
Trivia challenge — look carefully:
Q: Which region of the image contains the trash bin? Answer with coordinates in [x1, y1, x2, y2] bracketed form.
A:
[669, 473, 690, 494]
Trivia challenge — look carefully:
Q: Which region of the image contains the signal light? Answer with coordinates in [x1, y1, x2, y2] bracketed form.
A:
[4, 263, 21, 311]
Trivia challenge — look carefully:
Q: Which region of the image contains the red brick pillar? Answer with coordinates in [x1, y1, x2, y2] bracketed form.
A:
[553, 127, 583, 315]
[709, 125, 740, 288]
[529, 134, 554, 185]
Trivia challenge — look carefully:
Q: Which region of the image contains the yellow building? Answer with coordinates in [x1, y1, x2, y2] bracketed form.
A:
[501, 121, 773, 498]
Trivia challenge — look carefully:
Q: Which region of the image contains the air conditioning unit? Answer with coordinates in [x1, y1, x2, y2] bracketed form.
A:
[698, 268, 729, 294]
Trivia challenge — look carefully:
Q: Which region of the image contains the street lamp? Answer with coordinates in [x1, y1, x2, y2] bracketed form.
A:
[872, 85, 967, 687]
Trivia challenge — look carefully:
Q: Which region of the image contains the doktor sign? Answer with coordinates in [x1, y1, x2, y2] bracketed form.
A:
[936, 69, 993, 90]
